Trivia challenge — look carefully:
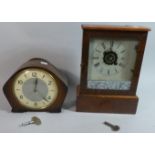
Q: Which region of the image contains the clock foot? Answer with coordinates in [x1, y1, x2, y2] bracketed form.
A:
[11, 108, 27, 113]
[48, 108, 62, 113]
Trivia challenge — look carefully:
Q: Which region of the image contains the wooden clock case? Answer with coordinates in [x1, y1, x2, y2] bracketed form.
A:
[3, 58, 68, 113]
[76, 25, 150, 114]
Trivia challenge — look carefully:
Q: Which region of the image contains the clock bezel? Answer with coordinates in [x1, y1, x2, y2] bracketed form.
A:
[12, 68, 59, 110]
[80, 25, 149, 96]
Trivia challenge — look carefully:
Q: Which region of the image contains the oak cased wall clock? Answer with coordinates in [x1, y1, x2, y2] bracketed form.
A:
[76, 25, 150, 114]
[3, 58, 68, 112]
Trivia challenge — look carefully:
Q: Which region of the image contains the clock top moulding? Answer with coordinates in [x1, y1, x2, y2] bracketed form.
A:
[82, 25, 151, 32]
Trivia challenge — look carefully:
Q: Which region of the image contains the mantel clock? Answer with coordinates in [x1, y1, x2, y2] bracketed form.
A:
[3, 58, 68, 112]
[76, 25, 150, 114]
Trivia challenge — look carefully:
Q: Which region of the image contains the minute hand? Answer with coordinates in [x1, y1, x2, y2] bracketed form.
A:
[36, 90, 48, 102]
[110, 41, 114, 51]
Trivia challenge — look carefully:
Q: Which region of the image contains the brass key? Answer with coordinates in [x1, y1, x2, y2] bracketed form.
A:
[20, 116, 41, 127]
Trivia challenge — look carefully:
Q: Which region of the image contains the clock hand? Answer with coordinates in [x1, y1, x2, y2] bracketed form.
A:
[34, 78, 38, 92]
[110, 40, 114, 51]
[36, 90, 48, 102]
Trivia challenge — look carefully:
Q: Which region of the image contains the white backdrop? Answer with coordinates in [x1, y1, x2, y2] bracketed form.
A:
[0, 22, 154, 132]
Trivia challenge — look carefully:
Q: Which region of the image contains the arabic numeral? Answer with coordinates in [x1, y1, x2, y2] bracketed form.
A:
[32, 72, 37, 77]
[48, 96, 51, 100]
[48, 81, 52, 85]
[18, 80, 23, 85]
[20, 95, 23, 99]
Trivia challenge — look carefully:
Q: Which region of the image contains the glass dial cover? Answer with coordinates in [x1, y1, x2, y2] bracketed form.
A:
[87, 38, 139, 90]
[13, 68, 58, 110]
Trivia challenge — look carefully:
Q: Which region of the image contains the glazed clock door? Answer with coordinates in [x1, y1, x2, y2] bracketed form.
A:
[87, 37, 139, 91]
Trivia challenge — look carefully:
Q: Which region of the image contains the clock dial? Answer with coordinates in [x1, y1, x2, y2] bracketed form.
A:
[13, 68, 58, 110]
[87, 38, 139, 90]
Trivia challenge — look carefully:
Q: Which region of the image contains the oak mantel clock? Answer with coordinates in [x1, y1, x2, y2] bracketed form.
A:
[76, 25, 150, 114]
[3, 58, 68, 113]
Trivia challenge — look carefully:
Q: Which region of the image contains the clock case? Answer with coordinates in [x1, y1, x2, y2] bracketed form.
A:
[76, 25, 150, 114]
[3, 58, 68, 113]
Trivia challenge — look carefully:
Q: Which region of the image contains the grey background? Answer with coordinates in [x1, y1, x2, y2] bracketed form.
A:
[0, 22, 154, 132]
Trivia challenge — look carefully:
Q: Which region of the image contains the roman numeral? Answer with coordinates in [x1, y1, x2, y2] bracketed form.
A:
[101, 42, 106, 49]
[119, 63, 126, 68]
[92, 57, 99, 60]
[95, 49, 102, 53]
[121, 57, 125, 60]
[116, 43, 121, 49]
[99, 67, 103, 73]
[115, 68, 118, 73]
[120, 50, 126, 53]
[94, 62, 100, 67]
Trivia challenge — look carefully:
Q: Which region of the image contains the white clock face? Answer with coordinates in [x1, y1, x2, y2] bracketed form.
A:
[87, 38, 139, 90]
[13, 68, 58, 110]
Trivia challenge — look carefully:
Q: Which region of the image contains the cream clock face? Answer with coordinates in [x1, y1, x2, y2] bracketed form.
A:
[87, 38, 139, 90]
[13, 68, 58, 110]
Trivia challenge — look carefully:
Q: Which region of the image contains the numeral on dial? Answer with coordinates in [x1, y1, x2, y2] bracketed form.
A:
[92, 57, 99, 60]
[119, 63, 126, 68]
[34, 102, 38, 106]
[101, 42, 106, 49]
[18, 80, 23, 85]
[42, 75, 45, 79]
[32, 72, 37, 77]
[120, 50, 126, 53]
[20, 95, 23, 99]
[48, 81, 52, 85]
[96, 49, 102, 53]
[48, 96, 51, 100]
[94, 62, 100, 67]
[115, 68, 118, 73]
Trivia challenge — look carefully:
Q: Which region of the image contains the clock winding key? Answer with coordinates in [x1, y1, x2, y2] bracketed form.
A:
[20, 116, 42, 127]
[103, 121, 120, 131]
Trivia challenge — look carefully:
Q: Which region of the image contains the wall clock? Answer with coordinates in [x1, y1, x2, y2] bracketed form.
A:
[3, 58, 68, 112]
[76, 25, 150, 114]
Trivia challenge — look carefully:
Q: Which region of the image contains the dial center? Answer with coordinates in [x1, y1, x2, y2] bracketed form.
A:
[103, 51, 118, 65]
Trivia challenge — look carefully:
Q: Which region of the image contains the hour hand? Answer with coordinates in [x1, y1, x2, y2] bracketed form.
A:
[34, 78, 38, 92]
